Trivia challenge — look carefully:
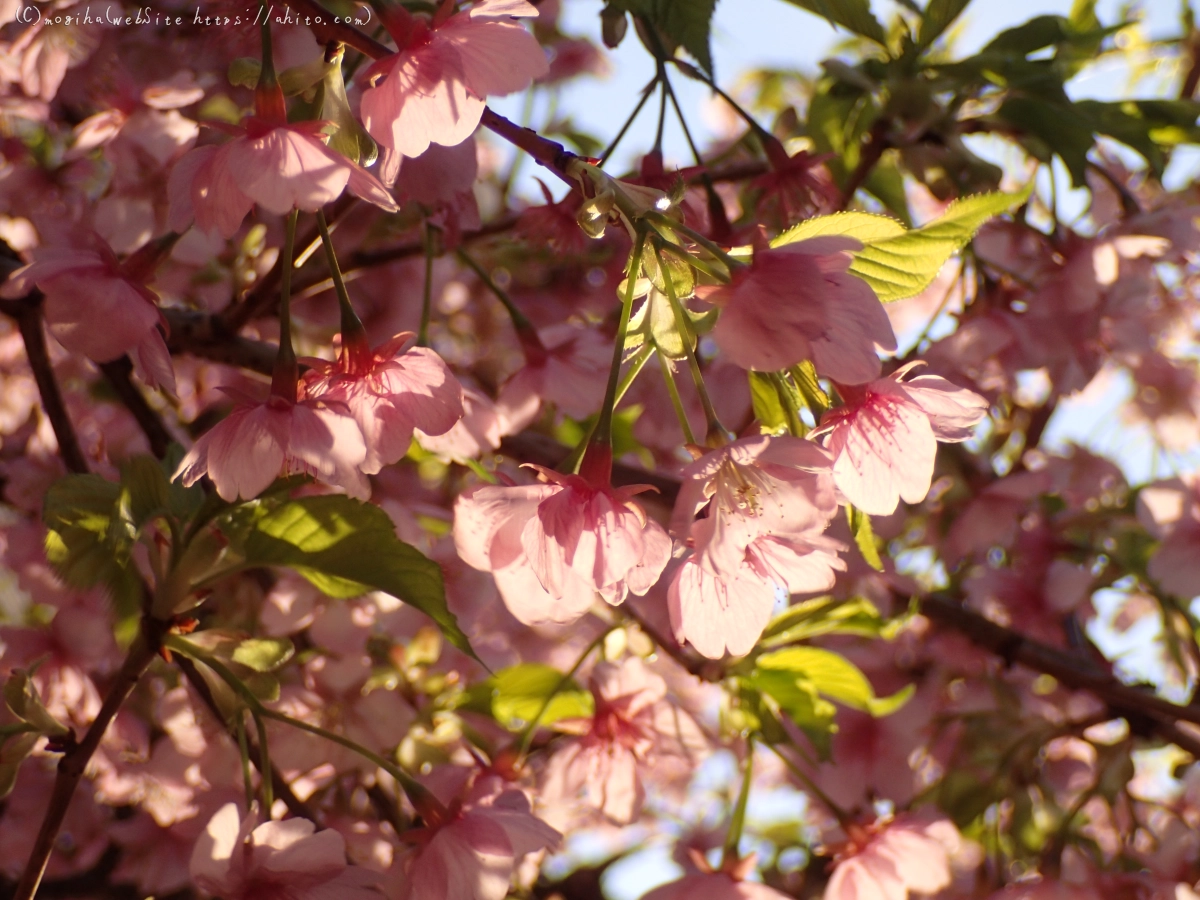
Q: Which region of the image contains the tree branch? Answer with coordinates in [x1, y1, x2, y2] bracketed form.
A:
[0, 294, 89, 475]
[175, 656, 318, 824]
[98, 358, 173, 459]
[13, 616, 167, 900]
[920, 594, 1200, 738]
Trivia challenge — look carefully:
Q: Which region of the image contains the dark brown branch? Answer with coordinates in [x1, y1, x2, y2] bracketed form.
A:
[98, 358, 173, 459]
[481, 108, 578, 187]
[176, 656, 319, 824]
[1181, 29, 1200, 99]
[920, 594, 1200, 734]
[279, 0, 391, 58]
[13, 617, 167, 900]
[164, 308, 275, 376]
[0, 294, 89, 475]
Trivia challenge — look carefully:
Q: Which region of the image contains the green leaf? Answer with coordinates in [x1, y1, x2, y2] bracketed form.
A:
[761, 595, 888, 644]
[610, 0, 718, 74]
[790, 362, 830, 417]
[489, 663, 594, 730]
[778, 0, 887, 47]
[3, 669, 70, 737]
[982, 14, 1070, 55]
[0, 731, 39, 800]
[774, 211, 905, 247]
[231, 637, 295, 673]
[917, 0, 970, 49]
[746, 669, 836, 753]
[42, 474, 141, 614]
[847, 505, 883, 571]
[756, 646, 913, 716]
[240, 495, 475, 660]
[749, 372, 788, 435]
[846, 185, 1032, 302]
[998, 96, 1095, 187]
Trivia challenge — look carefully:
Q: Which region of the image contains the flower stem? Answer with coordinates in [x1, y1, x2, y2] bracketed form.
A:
[653, 242, 727, 445]
[252, 707, 274, 814]
[764, 740, 854, 831]
[656, 350, 696, 445]
[316, 208, 367, 344]
[517, 626, 616, 760]
[559, 343, 653, 475]
[721, 736, 755, 869]
[270, 210, 300, 400]
[166, 635, 448, 823]
[418, 221, 435, 347]
[583, 230, 648, 480]
[236, 711, 256, 810]
[599, 74, 659, 166]
[644, 210, 741, 275]
[256, 18, 287, 124]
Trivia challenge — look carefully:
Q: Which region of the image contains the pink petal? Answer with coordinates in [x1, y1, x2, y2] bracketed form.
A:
[439, 17, 549, 96]
[203, 404, 289, 501]
[668, 559, 776, 659]
[226, 128, 350, 215]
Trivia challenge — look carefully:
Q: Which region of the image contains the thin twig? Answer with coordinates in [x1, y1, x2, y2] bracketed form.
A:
[0, 294, 89, 474]
[176, 656, 319, 823]
[13, 617, 167, 900]
[98, 358, 173, 459]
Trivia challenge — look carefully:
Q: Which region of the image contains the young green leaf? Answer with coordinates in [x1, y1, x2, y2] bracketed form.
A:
[239, 495, 475, 660]
[489, 663, 594, 730]
[756, 646, 914, 716]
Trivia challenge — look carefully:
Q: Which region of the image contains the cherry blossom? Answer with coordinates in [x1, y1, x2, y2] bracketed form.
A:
[190, 803, 384, 899]
[359, 0, 549, 181]
[542, 656, 707, 823]
[301, 330, 464, 474]
[1, 241, 175, 391]
[395, 787, 560, 900]
[811, 362, 989, 515]
[168, 119, 398, 239]
[668, 435, 845, 657]
[453, 465, 671, 625]
[825, 816, 970, 900]
[699, 236, 897, 382]
[173, 383, 369, 501]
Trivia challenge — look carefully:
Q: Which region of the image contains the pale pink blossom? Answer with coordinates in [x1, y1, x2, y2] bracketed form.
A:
[190, 803, 384, 900]
[812, 362, 989, 516]
[174, 385, 369, 501]
[496, 321, 612, 427]
[1138, 476, 1200, 599]
[453, 466, 671, 625]
[542, 656, 707, 823]
[415, 386, 507, 462]
[1, 242, 175, 392]
[825, 816, 966, 900]
[668, 435, 845, 658]
[359, 0, 548, 182]
[700, 237, 896, 383]
[643, 873, 793, 900]
[168, 118, 398, 239]
[302, 331, 464, 474]
[396, 789, 560, 900]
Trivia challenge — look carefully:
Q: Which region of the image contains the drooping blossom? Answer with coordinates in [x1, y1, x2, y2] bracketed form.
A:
[811, 362, 989, 516]
[168, 119, 398, 239]
[668, 435, 845, 658]
[174, 381, 369, 502]
[453, 465, 671, 626]
[301, 330, 464, 474]
[396, 786, 560, 900]
[643, 855, 792, 900]
[825, 815, 975, 900]
[190, 803, 384, 900]
[698, 236, 896, 382]
[359, 0, 549, 182]
[496, 321, 612, 428]
[543, 656, 707, 823]
[1, 239, 176, 392]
